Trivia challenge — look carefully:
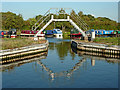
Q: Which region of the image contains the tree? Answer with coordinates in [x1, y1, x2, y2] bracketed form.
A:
[1, 11, 119, 31]
[78, 11, 83, 17]
[2, 11, 24, 30]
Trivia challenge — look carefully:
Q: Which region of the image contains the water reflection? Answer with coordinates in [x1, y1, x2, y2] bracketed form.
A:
[73, 47, 120, 64]
[37, 58, 86, 81]
[35, 51, 119, 82]
[2, 38, 119, 88]
[34, 39, 119, 82]
[2, 39, 119, 77]
[49, 41, 75, 60]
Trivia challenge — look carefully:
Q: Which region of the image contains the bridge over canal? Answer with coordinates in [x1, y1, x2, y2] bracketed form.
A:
[32, 8, 89, 40]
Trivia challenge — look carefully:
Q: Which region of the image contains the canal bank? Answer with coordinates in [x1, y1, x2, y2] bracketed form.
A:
[1, 38, 47, 50]
[0, 40, 49, 64]
[71, 40, 120, 59]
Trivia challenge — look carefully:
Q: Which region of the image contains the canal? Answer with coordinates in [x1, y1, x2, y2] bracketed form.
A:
[2, 38, 118, 88]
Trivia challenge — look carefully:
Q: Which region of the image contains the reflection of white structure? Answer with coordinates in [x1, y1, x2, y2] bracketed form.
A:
[53, 29, 63, 38]
[50, 73, 55, 80]
[37, 58, 86, 80]
[91, 59, 95, 66]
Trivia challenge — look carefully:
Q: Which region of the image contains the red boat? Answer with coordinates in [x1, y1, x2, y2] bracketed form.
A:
[70, 32, 82, 39]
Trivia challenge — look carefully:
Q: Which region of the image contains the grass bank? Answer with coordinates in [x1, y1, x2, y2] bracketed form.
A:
[93, 37, 120, 45]
[1, 38, 47, 50]
[74, 37, 120, 46]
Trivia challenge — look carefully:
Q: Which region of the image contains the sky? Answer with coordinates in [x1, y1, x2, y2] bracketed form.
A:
[1, 2, 118, 22]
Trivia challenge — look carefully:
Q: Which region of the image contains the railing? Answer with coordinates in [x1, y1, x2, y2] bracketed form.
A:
[32, 9, 51, 31]
[70, 13, 89, 31]
[33, 14, 51, 31]
[32, 8, 89, 37]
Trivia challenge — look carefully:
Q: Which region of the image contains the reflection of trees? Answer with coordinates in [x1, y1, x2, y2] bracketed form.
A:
[55, 42, 70, 60]
[49, 43, 55, 50]
[48, 42, 71, 60]
[49, 41, 77, 60]
[70, 46, 76, 60]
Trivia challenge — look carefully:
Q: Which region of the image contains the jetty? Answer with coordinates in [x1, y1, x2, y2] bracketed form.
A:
[0, 52, 47, 72]
[0, 40, 49, 64]
[71, 40, 120, 59]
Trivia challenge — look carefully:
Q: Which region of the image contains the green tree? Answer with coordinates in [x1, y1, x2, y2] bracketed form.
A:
[2, 11, 24, 30]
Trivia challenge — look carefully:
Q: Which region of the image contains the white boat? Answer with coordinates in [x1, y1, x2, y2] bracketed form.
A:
[52, 29, 63, 38]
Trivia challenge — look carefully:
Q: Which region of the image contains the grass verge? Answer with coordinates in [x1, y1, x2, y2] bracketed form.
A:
[1, 38, 47, 50]
[93, 37, 120, 45]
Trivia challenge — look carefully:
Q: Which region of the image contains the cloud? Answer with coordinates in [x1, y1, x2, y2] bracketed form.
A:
[91, 14, 95, 17]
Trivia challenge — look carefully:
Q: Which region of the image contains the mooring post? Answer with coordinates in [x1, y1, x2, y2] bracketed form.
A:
[67, 16, 70, 20]
[51, 15, 54, 20]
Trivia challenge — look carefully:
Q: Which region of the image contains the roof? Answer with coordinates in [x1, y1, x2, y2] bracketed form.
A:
[52, 29, 62, 34]
[45, 30, 53, 35]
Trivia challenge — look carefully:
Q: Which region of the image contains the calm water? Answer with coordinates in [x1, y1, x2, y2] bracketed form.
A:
[2, 38, 118, 88]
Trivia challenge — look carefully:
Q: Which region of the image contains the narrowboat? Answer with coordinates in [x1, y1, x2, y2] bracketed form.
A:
[9, 29, 17, 38]
[43, 30, 54, 37]
[70, 28, 82, 39]
[52, 29, 63, 38]
[21, 30, 45, 37]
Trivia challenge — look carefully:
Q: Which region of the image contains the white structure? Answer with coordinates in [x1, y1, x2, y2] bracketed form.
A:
[32, 8, 89, 40]
[91, 31, 95, 39]
[34, 15, 86, 40]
